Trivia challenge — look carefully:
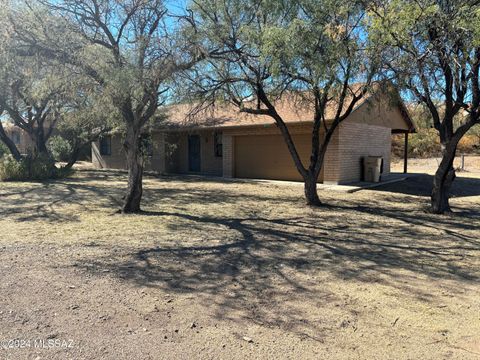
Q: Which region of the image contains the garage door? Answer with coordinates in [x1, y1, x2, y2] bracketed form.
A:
[234, 134, 324, 182]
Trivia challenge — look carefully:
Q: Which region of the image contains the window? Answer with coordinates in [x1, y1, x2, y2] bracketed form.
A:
[214, 132, 223, 157]
[11, 131, 21, 145]
[99, 136, 112, 156]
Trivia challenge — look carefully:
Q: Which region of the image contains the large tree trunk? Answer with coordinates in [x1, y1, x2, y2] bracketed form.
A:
[304, 173, 321, 206]
[36, 140, 49, 155]
[0, 121, 22, 160]
[34, 129, 49, 156]
[431, 143, 457, 214]
[27, 131, 49, 158]
[0, 131, 22, 161]
[122, 127, 144, 213]
[63, 147, 81, 170]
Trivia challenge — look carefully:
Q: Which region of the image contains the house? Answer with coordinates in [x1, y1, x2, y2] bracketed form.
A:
[91, 88, 415, 184]
[2, 122, 35, 154]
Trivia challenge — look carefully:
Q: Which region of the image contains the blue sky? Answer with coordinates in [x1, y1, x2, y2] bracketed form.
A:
[166, 0, 188, 16]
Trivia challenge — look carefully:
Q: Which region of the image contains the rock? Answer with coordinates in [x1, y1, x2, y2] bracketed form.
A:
[190, 322, 197, 329]
[243, 336, 253, 343]
[340, 320, 350, 328]
[68, 285, 76, 289]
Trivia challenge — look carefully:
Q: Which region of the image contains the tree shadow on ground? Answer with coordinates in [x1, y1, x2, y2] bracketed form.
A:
[2, 169, 479, 339]
[0, 172, 301, 222]
[0, 176, 124, 222]
[370, 173, 480, 198]
[73, 204, 480, 339]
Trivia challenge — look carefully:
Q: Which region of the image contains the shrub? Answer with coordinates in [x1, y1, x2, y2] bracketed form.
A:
[0, 154, 28, 181]
[0, 142, 8, 158]
[26, 154, 57, 180]
[392, 129, 441, 158]
[408, 129, 441, 158]
[48, 136, 73, 162]
[0, 154, 71, 181]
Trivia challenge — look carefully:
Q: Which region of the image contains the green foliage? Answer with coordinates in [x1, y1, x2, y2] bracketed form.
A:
[0, 154, 72, 181]
[393, 129, 479, 158]
[0, 155, 27, 181]
[54, 89, 119, 161]
[186, 0, 378, 114]
[408, 130, 441, 158]
[368, 0, 480, 136]
[407, 104, 433, 130]
[48, 136, 72, 162]
[0, 141, 8, 158]
[1, 2, 116, 159]
[27, 154, 56, 180]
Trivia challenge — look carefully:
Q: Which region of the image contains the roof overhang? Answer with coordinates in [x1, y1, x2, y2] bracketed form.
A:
[396, 100, 417, 133]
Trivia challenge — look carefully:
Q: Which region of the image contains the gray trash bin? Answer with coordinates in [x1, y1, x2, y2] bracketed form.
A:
[363, 156, 383, 183]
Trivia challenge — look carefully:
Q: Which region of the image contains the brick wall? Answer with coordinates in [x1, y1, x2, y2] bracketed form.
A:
[92, 135, 127, 170]
[322, 131, 340, 184]
[332, 122, 391, 184]
[223, 134, 234, 178]
[91, 121, 392, 185]
[3, 126, 41, 155]
[92, 133, 166, 172]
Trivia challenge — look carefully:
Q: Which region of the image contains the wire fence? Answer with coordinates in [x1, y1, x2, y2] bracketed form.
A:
[454, 154, 480, 172]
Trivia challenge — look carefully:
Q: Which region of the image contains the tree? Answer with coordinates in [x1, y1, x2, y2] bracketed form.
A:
[0, 5, 21, 160]
[0, 114, 22, 161]
[0, 5, 70, 163]
[368, 0, 480, 214]
[182, 0, 381, 205]
[0, 136, 9, 158]
[0, 67, 66, 160]
[13, 0, 206, 213]
[54, 91, 118, 169]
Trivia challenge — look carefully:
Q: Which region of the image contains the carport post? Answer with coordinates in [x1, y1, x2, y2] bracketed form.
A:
[404, 132, 409, 174]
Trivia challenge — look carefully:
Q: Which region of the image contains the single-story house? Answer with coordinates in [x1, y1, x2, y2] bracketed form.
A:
[1, 122, 35, 154]
[92, 88, 415, 184]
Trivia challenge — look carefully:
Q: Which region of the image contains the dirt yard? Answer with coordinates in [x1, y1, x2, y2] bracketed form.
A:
[0, 161, 479, 359]
[392, 155, 480, 175]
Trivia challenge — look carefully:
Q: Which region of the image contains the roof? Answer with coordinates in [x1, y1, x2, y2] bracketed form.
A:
[160, 84, 415, 132]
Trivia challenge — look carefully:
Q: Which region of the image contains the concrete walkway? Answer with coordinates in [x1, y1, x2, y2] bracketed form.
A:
[215, 172, 416, 193]
[320, 173, 417, 193]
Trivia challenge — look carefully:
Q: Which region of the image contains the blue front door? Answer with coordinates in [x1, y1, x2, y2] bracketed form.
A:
[188, 135, 201, 172]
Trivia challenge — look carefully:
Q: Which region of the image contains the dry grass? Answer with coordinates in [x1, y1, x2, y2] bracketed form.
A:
[392, 155, 480, 175]
[0, 166, 479, 359]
